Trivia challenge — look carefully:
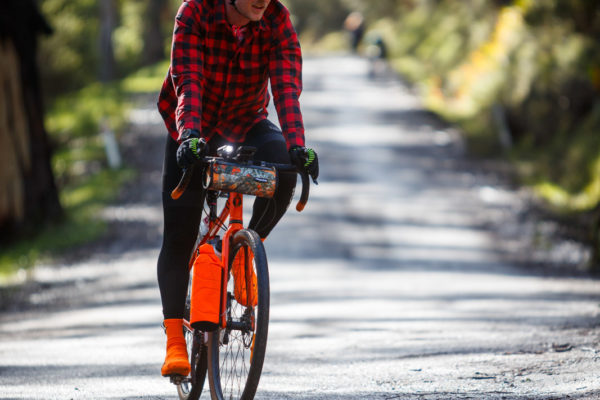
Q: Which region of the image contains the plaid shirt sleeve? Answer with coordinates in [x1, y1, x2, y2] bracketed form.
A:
[269, 9, 305, 149]
[171, 1, 204, 141]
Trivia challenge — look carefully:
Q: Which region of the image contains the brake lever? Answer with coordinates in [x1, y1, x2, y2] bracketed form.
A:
[171, 164, 195, 200]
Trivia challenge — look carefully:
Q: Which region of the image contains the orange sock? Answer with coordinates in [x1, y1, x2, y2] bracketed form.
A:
[161, 319, 191, 377]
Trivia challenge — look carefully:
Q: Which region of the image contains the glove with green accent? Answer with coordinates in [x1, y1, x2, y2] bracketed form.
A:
[289, 146, 319, 183]
[176, 129, 206, 170]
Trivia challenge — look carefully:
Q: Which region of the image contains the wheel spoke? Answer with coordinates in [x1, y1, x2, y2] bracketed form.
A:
[219, 326, 249, 398]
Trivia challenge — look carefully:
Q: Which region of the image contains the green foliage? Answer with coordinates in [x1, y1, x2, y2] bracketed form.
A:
[39, 0, 177, 97]
[0, 58, 171, 276]
[362, 0, 600, 214]
[282, 0, 351, 38]
[121, 60, 170, 93]
[39, 0, 100, 94]
[527, 103, 600, 212]
[0, 78, 130, 275]
[45, 83, 128, 188]
[113, 0, 146, 73]
[0, 168, 134, 276]
[44, 61, 168, 191]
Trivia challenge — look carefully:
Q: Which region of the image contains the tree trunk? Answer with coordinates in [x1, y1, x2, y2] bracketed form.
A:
[142, 0, 167, 66]
[99, 0, 117, 82]
[0, 0, 61, 242]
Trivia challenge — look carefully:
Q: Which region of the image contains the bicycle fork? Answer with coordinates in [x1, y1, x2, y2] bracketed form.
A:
[219, 192, 244, 329]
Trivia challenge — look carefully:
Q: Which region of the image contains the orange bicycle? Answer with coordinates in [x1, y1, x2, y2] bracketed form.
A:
[169, 144, 312, 400]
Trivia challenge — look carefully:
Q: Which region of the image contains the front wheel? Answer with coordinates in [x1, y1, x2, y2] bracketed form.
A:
[208, 229, 270, 400]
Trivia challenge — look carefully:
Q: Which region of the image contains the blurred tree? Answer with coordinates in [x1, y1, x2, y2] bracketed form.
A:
[0, 0, 62, 242]
[39, 0, 179, 95]
[100, 0, 117, 82]
[38, 0, 100, 96]
[142, 0, 168, 65]
[282, 0, 351, 37]
[340, 0, 407, 22]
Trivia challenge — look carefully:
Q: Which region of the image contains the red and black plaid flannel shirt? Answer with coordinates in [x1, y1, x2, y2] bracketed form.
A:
[157, 0, 305, 149]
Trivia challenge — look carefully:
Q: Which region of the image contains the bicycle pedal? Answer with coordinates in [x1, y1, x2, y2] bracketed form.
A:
[169, 374, 186, 385]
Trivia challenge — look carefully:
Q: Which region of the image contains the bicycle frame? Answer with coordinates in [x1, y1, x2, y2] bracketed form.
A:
[170, 147, 313, 399]
[185, 190, 249, 330]
[173, 152, 312, 331]
[217, 191, 244, 329]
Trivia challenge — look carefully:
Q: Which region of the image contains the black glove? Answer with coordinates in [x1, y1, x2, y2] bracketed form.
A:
[289, 146, 319, 183]
[176, 129, 206, 170]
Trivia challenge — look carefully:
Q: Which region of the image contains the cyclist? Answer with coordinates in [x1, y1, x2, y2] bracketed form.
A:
[156, 0, 319, 377]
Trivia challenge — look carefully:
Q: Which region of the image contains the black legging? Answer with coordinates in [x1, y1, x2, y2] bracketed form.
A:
[157, 119, 295, 319]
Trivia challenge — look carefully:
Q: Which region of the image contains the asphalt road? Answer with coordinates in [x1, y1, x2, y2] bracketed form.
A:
[1, 56, 599, 400]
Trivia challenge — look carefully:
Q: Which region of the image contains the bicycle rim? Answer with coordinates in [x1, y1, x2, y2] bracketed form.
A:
[208, 229, 270, 400]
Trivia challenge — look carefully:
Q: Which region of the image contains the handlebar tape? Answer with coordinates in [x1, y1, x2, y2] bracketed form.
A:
[296, 172, 310, 212]
[171, 165, 194, 200]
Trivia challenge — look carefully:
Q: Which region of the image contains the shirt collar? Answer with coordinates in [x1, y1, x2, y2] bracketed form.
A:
[214, 0, 228, 27]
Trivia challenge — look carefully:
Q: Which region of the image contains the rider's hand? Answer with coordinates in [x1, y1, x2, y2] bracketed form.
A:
[289, 146, 319, 183]
[176, 129, 206, 170]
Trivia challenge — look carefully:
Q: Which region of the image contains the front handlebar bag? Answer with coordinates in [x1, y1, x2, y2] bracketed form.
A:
[203, 160, 277, 198]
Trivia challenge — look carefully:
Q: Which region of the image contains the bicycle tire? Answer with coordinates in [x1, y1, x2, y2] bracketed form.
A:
[207, 229, 270, 400]
[177, 270, 208, 400]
